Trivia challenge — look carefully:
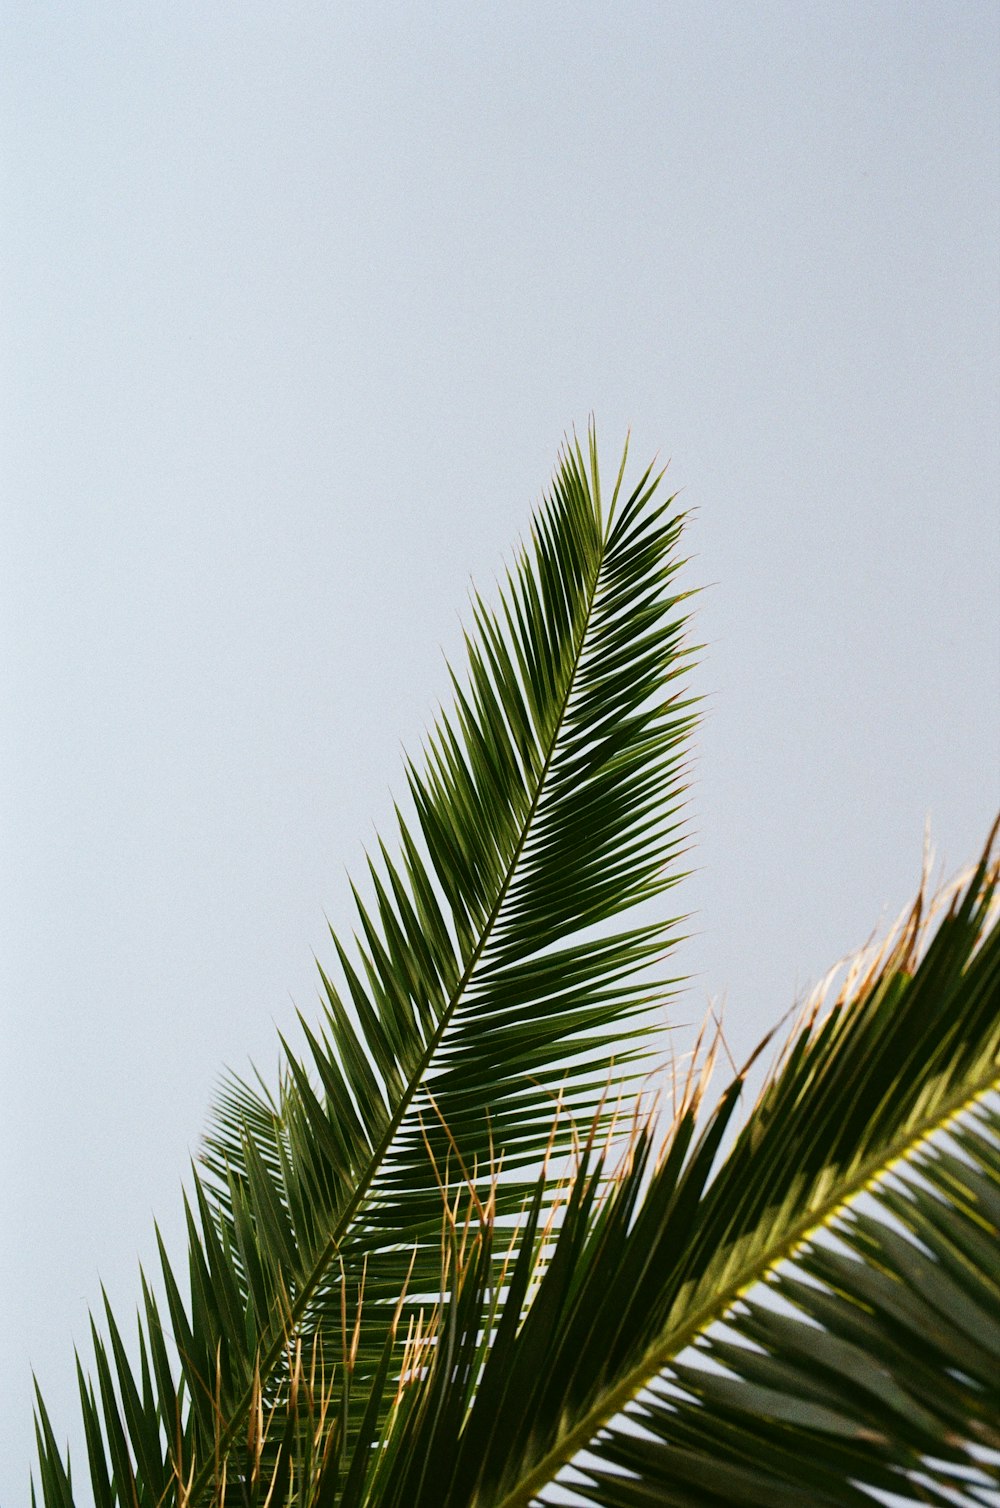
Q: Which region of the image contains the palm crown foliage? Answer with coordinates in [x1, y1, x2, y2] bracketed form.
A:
[33, 433, 999, 1508]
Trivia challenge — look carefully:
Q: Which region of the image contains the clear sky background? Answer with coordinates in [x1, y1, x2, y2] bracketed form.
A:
[2, 3, 998, 1501]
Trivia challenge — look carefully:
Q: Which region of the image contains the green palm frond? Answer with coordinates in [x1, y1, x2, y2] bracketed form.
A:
[602, 1095, 1000, 1506]
[33, 430, 698, 1504]
[361, 834, 998, 1508]
[32, 426, 998, 1508]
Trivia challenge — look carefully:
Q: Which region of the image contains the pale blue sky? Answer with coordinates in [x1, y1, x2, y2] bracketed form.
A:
[2, 3, 998, 1501]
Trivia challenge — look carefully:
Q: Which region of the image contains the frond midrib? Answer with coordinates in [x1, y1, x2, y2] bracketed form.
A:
[191, 502, 611, 1501]
[495, 1060, 1000, 1508]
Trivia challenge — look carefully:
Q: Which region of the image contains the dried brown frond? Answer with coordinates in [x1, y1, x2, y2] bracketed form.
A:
[755, 823, 999, 1111]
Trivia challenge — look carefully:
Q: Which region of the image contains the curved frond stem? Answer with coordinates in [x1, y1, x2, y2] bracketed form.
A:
[496, 1068, 1000, 1508]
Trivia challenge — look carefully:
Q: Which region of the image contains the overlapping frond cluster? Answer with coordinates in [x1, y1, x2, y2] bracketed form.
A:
[33, 431, 697, 1505]
[636, 1096, 1000, 1506]
[322, 834, 998, 1508]
[568, 839, 1000, 1507]
[31, 431, 999, 1508]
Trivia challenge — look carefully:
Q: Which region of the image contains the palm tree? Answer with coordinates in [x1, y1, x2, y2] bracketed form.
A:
[33, 433, 999, 1507]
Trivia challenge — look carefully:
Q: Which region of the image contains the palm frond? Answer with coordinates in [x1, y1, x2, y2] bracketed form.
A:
[363, 831, 999, 1508]
[33, 429, 697, 1504]
[595, 1095, 999, 1506]
[36, 427, 996, 1508]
